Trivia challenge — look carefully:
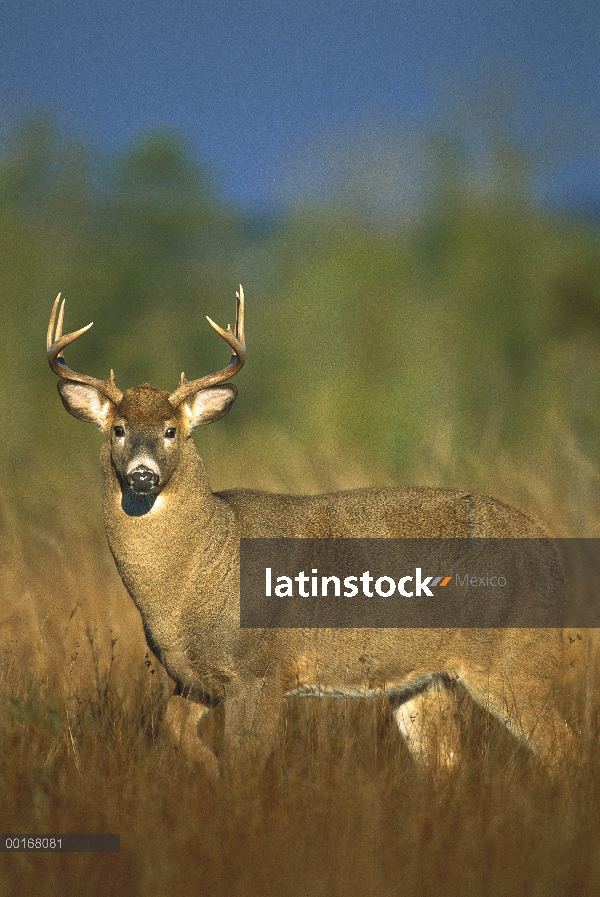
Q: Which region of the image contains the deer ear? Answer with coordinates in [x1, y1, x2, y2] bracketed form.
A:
[182, 385, 238, 430]
[57, 381, 115, 429]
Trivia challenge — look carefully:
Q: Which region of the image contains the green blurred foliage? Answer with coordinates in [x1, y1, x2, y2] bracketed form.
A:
[1, 117, 600, 531]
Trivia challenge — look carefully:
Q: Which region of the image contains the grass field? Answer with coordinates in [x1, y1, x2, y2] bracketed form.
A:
[2, 458, 600, 897]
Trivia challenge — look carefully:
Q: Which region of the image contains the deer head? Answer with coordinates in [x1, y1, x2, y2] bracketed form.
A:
[47, 287, 245, 499]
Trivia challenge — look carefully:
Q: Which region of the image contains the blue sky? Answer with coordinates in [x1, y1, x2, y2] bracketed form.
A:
[1, 0, 598, 211]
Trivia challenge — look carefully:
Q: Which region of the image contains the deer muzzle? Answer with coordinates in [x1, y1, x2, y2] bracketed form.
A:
[127, 465, 160, 494]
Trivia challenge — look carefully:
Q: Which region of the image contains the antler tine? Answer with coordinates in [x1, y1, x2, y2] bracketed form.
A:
[47, 294, 123, 405]
[168, 285, 246, 408]
[47, 293, 61, 353]
[56, 295, 65, 342]
[235, 284, 245, 344]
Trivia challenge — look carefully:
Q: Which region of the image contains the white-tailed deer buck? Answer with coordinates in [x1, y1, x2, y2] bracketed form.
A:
[48, 287, 581, 781]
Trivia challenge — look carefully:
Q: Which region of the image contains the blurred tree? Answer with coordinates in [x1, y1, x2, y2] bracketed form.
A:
[1, 115, 600, 530]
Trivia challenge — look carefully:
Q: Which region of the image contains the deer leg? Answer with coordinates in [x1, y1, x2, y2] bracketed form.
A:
[458, 668, 572, 767]
[165, 693, 220, 784]
[391, 676, 462, 771]
[219, 677, 283, 785]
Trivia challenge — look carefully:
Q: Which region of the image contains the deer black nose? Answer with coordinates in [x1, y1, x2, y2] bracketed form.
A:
[128, 466, 159, 493]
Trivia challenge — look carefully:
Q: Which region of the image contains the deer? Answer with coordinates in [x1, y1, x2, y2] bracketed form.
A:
[47, 287, 582, 782]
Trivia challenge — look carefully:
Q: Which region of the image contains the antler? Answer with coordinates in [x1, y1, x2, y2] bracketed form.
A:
[168, 285, 246, 408]
[47, 293, 123, 405]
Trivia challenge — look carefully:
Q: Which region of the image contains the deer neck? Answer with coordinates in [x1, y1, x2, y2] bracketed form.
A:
[100, 439, 236, 635]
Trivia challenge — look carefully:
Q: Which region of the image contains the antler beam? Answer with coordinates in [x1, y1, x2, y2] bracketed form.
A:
[47, 294, 123, 405]
[168, 285, 246, 408]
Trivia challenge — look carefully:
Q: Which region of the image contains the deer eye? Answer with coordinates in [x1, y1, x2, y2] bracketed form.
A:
[165, 427, 176, 439]
[113, 425, 125, 438]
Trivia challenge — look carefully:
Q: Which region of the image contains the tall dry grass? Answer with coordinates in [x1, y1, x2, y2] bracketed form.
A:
[1, 454, 600, 897]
